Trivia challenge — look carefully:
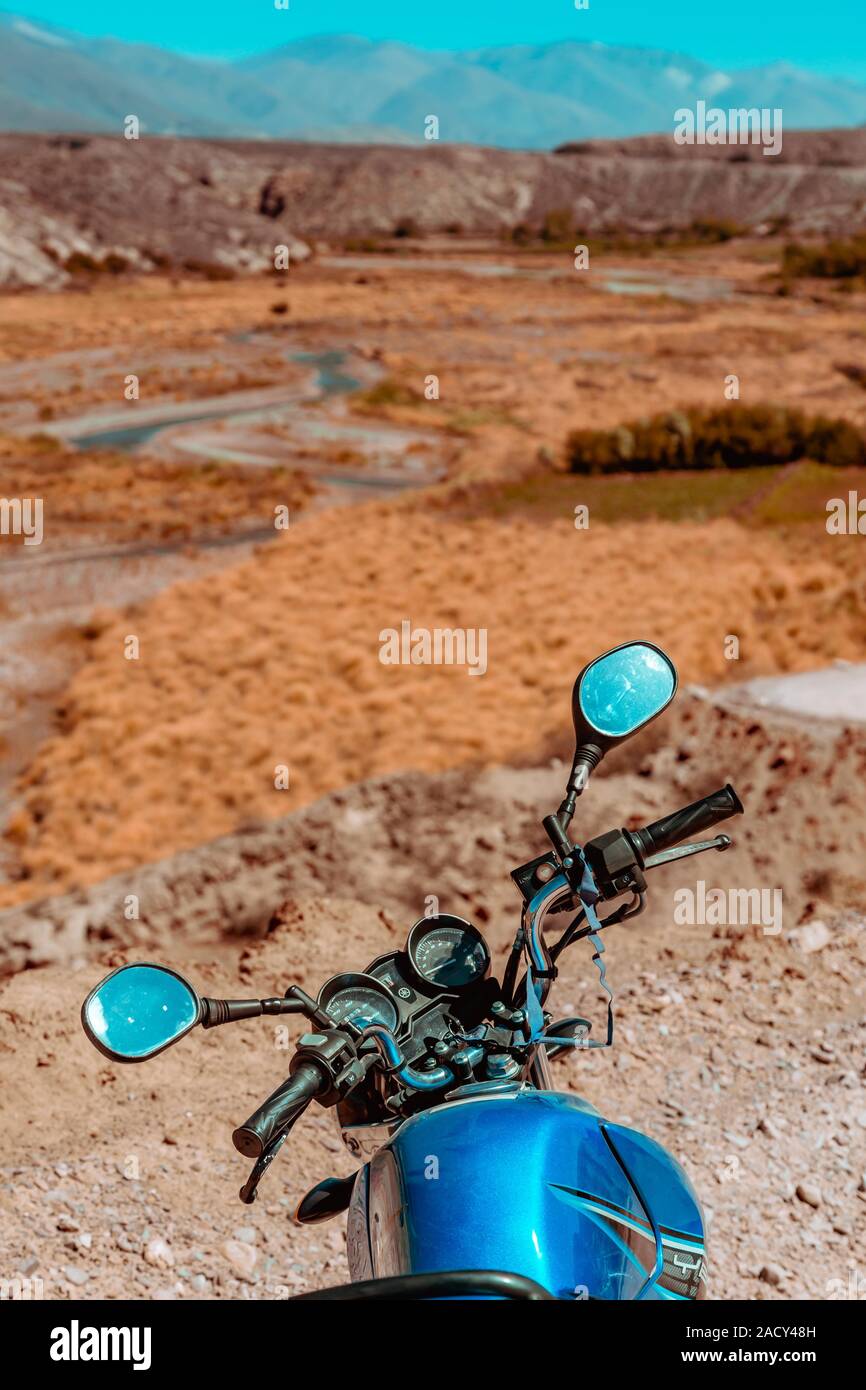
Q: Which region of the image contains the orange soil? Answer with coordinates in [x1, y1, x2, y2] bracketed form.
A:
[0, 438, 316, 548]
[3, 254, 866, 905]
[3, 499, 864, 905]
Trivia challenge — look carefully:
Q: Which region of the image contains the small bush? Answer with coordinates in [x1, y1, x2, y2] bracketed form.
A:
[505, 216, 747, 252]
[835, 362, 866, 390]
[181, 258, 236, 281]
[63, 250, 129, 275]
[540, 208, 575, 243]
[63, 251, 102, 275]
[355, 377, 423, 410]
[343, 236, 385, 253]
[510, 222, 534, 246]
[565, 404, 866, 474]
[687, 217, 745, 244]
[393, 217, 419, 239]
[781, 236, 866, 281]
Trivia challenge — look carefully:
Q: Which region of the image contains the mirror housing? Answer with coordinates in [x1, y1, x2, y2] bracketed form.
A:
[81, 963, 202, 1063]
[557, 642, 678, 830]
[572, 640, 677, 752]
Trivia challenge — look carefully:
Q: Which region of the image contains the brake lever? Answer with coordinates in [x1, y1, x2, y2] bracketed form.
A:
[642, 833, 731, 871]
[239, 1099, 312, 1205]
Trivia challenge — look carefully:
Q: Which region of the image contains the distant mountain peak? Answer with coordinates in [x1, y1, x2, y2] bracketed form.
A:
[0, 17, 863, 146]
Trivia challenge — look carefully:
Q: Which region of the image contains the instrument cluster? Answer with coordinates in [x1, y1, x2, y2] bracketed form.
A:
[317, 914, 491, 1036]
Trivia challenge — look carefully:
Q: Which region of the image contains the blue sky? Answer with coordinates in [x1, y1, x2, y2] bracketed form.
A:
[9, 1, 866, 77]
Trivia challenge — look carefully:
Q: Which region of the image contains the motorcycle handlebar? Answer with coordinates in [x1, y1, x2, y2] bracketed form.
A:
[628, 784, 744, 860]
[232, 1060, 326, 1159]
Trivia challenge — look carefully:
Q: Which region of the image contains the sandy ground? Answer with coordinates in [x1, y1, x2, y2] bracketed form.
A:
[1, 738, 863, 1301]
[1, 247, 865, 1301]
[2, 683, 865, 963]
[2, 505, 865, 907]
[2, 246, 866, 906]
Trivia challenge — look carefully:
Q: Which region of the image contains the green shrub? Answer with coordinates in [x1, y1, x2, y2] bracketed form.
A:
[510, 222, 534, 246]
[393, 217, 419, 239]
[565, 404, 866, 474]
[687, 217, 745, 244]
[63, 250, 129, 275]
[63, 251, 103, 274]
[835, 362, 866, 390]
[181, 258, 236, 281]
[354, 378, 423, 410]
[540, 208, 575, 243]
[505, 217, 747, 252]
[781, 236, 866, 280]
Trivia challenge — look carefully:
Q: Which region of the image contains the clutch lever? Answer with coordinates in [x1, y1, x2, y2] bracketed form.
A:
[642, 833, 732, 871]
[239, 1098, 313, 1205]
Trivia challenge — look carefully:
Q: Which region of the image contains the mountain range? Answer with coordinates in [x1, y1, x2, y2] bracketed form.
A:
[1, 13, 865, 147]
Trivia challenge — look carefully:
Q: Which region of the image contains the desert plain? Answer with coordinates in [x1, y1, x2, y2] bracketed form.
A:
[0, 233, 865, 1299]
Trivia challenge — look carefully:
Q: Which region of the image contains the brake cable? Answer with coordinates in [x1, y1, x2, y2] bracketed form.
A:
[525, 849, 642, 1053]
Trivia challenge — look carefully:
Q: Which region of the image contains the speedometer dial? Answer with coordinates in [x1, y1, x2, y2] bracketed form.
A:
[407, 915, 490, 991]
[318, 973, 400, 1032]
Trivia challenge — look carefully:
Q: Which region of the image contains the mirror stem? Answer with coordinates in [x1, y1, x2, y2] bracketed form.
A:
[543, 813, 572, 860]
[201, 996, 313, 1029]
[557, 743, 604, 830]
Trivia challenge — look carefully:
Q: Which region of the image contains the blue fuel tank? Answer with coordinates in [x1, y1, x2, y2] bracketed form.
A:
[346, 1083, 706, 1300]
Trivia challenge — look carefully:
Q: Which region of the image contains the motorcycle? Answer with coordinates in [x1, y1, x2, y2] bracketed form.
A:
[81, 640, 744, 1301]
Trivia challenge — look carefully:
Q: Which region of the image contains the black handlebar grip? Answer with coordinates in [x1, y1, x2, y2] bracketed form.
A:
[629, 784, 744, 860]
[232, 1061, 325, 1159]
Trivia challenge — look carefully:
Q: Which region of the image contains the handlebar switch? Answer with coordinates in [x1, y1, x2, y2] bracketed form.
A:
[293, 1029, 362, 1107]
[583, 829, 647, 901]
[510, 853, 562, 904]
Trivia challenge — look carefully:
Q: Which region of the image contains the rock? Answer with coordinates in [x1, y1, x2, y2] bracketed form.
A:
[795, 1182, 822, 1208]
[758, 1117, 782, 1140]
[190, 1274, 210, 1293]
[0, 140, 312, 295]
[56, 1216, 80, 1232]
[788, 921, 831, 954]
[759, 1264, 785, 1286]
[64, 1266, 89, 1286]
[233, 1227, 258, 1245]
[723, 1131, 750, 1149]
[221, 1238, 258, 1279]
[144, 1236, 174, 1269]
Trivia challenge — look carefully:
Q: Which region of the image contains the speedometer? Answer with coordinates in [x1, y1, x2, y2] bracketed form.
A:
[318, 973, 400, 1032]
[407, 915, 490, 991]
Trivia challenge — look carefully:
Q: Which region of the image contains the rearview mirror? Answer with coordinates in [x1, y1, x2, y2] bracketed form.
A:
[574, 641, 677, 748]
[554, 642, 678, 835]
[81, 963, 201, 1063]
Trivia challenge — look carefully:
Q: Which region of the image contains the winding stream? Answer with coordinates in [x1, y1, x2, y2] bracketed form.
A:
[67, 350, 360, 454]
